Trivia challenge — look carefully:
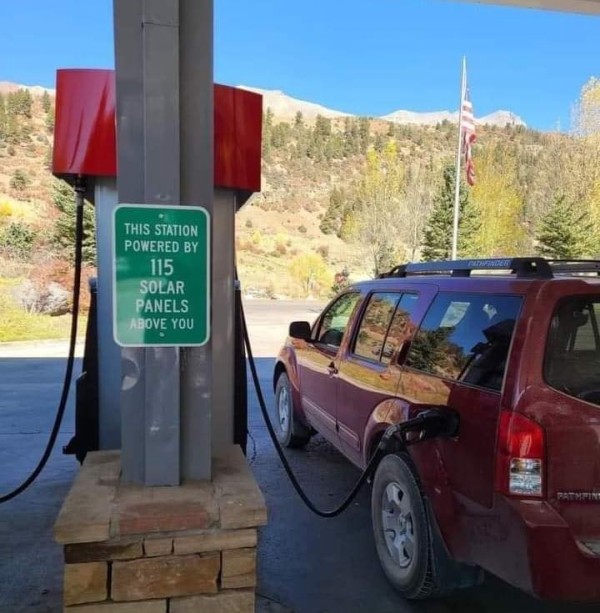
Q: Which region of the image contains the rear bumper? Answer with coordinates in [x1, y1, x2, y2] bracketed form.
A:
[485, 496, 600, 601]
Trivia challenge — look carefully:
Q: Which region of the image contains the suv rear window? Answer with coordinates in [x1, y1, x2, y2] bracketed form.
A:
[406, 292, 522, 391]
[545, 297, 600, 406]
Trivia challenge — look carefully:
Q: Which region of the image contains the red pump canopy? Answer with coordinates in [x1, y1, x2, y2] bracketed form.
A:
[52, 69, 262, 196]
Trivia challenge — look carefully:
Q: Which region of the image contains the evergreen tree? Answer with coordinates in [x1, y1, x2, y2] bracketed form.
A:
[421, 165, 479, 261]
[271, 122, 291, 148]
[0, 93, 5, 142]
[307, 115, 332, 161]
[294, 111, 304, 130]
[342, 117, 357, 157]
[325, 132, 344, 160]
[536, 195, 595, 259]
[358, 117, 370, 153]
[320, 186, 345, 234]
[53, 179, 97, 265]
[291, 112, 309, 158]
[373, 134, 385, 152]
[21, 89, 33, 118]
[6, 113, 20, 144]
[46, 110, 55, 133]
[42, 90, 52, 114]
[7, 89, 33, 118]
[262, 107, 273, 158]
[314, 115, 332, 140]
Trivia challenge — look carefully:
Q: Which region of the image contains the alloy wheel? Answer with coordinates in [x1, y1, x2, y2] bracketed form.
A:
[277, 384, 290, 435]
[381, 481, 416, 572]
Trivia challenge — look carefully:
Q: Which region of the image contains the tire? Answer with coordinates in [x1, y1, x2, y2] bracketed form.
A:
[275, 373, 311, 448]
[371, 454, 450, 599]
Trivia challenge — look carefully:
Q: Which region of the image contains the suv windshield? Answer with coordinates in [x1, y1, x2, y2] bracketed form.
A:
[545, 297, 600, 406]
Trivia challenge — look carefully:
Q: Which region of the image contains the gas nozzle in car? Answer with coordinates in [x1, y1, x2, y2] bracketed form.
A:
[378, 408, 460, 456]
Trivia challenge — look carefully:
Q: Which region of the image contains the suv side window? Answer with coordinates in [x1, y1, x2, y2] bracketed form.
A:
[406, 292, 522, 391]
[316, 292, 361, 349]
[353, 293, 400, 362]
[545, 297, 600, 405]
[381, 294, 420, 364]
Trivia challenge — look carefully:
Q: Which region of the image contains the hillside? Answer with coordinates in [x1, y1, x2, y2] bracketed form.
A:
[1, 79, 599, 325]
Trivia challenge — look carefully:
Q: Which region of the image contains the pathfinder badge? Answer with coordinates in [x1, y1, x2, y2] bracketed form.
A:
[557, 492, 600, 502]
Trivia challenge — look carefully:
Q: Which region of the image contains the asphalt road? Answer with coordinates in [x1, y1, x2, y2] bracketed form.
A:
[1, 299, 600, 613]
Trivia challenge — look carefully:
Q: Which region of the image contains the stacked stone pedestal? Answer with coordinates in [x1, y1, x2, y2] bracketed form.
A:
[54, 447, 267, 612]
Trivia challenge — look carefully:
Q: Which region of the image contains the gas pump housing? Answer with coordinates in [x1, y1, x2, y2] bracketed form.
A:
[52, 68, 262, 460]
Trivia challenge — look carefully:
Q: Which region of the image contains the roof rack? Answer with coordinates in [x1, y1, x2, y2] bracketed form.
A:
[546, 260, 600, 276]
[377, 257, 600, 280]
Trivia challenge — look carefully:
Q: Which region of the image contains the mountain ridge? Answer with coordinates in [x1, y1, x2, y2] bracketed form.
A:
[0, 79, 526, 128]
[0, 81, 54, 96]
[241, 85, 527, 128]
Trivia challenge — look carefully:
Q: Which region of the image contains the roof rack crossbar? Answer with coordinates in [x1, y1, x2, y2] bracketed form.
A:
[546, 260, 600, 276]
[403, 258, 552, 279]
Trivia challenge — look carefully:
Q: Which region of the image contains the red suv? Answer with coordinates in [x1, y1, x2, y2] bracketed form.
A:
[273, 258, 600, 601]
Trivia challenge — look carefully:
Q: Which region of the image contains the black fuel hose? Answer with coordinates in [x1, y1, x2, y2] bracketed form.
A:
[0, 177, 85, 504]
[240, 303, 383, 518]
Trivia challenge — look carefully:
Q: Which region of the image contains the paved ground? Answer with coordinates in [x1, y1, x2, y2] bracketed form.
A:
[1, 299, 600, 612]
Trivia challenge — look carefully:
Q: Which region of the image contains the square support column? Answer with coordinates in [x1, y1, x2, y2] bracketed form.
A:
[114, 0, 214, 484]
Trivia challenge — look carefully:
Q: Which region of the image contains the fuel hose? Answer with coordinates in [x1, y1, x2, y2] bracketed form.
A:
[240, 302, 384, 518]
[0, 177, 85, 504]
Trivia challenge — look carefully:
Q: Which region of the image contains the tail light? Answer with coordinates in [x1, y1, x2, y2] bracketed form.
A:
[495, 410, 545, 498]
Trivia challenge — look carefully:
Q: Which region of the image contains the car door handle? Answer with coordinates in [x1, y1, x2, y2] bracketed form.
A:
[327, 362, 338, 376]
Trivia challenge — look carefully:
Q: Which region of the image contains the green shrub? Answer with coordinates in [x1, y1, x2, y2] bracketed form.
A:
[10, 169, 29, 192]
[0, 221, 36, 259]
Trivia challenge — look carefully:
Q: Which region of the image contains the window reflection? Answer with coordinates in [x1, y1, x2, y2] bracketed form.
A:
[318, 292, 361, 348]
[381, 294, 419, 364]
[354, 293, 399, 361]
[406, 293, 522, 391]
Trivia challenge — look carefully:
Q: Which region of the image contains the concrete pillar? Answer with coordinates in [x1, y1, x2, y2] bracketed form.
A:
[113, 0, 214, 484]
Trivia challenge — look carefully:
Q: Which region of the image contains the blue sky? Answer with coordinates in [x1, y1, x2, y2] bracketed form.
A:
[1, 0, 598, 130]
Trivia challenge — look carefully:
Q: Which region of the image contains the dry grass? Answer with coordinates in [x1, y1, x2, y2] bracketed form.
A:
[0, 278, 86, 342]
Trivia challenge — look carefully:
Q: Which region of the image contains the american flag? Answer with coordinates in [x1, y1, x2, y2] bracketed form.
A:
[462, 86, 476, 186]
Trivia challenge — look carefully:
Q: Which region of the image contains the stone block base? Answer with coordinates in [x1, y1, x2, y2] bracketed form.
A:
[54, 447, 266, 612]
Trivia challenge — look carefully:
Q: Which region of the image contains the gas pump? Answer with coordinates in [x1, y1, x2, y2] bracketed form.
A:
[52, 69, 262, 462]
[63, 277, 99, 463]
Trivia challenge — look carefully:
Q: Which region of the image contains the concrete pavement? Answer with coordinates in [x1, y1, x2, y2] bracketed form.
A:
[1, 299, 600, 612]
[0, 299, 324, 359]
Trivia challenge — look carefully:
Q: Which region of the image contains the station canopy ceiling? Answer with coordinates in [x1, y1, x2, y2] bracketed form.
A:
[472, 0, 600, 13]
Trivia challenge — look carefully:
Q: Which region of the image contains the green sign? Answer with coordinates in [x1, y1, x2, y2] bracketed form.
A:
[113, 204, 210, 347]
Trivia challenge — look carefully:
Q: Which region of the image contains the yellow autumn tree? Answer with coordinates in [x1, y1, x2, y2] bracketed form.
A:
[470, 145, 527, 257]
[353, 140, 406, 276]
[572, 78, 600, 235]
[289, 252, 330, 298]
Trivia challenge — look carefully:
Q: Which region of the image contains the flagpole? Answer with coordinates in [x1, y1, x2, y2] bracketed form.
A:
[451, 57, 467, 260]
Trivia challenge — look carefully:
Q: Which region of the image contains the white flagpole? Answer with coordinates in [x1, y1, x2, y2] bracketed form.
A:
[451, 57, 467, 260]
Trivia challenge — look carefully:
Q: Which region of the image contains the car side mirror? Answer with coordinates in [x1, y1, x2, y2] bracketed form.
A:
[289, 321, 312, 341]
